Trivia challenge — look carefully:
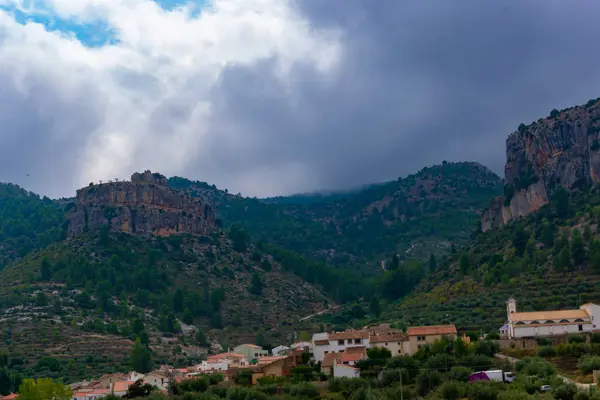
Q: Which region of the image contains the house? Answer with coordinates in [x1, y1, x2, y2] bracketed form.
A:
[233, 344, 268, 362]
[272, 345, 291, 356]
[128, 371, 145, 382]
[321, 347, 366, 375]
[333, 361, 360, 378]
[200, 352, 249, 371]
[370, 333, 410, 356]
[1, 394, 19, 400]
[142, 371, 169, 389]
[252, 353, 301, 382]
[94, 373, 129, 389]
[406, 324, 457, 354]
[312, 330, 370, 362]
[290, 341, 312, 352]
[72, 389, 110, 400]
[111, 381, 135, 397]
[503, 297, 600, 339]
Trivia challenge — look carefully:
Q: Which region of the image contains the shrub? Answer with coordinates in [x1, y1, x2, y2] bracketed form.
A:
[450, 366, 472, 382]
[288, 383, 319, 398]
[416, 370, 443, 396]
[439, 381, 465, 400]
[536, 338, 552, 346]
[578, 355, 600, 374]
[468, 381, 503, 400]
[537, 346, 557, 358]
[515, 357, 555, 378]
[553, 383, 577, 400]
[568, 334, 586, 343]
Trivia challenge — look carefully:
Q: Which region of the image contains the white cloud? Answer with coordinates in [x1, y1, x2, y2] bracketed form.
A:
[0, 0, 341, 197]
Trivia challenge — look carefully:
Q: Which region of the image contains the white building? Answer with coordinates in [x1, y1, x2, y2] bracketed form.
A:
[503, 297, 600, 339]
[272, 345, 291, 356]
[370, 333, 411, 356]
[333, 361, 360, 378]
[312, 330, 370, 362]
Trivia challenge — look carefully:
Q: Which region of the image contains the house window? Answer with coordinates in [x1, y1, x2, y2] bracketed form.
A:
[418, 345, 422, 350]
[385, 343, 388, 346]
[354, 339, 361, 344]
[579, 325, 583, 331]
[559, 319, 569, 323]
[324, 351, 329, 354]
[417, 336, 425, 341]
[338, 340, 344, 345]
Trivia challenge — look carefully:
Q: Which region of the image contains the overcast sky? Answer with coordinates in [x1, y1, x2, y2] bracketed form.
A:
[1, 0, 600, 198]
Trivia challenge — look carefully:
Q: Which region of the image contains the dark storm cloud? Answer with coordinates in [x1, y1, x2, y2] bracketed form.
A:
[203, 0, 600, 193]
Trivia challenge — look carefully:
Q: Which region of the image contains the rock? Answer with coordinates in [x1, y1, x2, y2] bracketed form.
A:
[482, 98, 600, 231]
[67, 171, 216, 238]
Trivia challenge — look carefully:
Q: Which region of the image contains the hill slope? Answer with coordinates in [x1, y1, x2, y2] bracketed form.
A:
[170, 162, 503, 271]
[387, 97, 600, 333]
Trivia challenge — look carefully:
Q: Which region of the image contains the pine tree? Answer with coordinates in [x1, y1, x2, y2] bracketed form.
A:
[571, 229, 586, 265]
[556, 247, 572, 271]
[40, 258, 52, 281]
[369, 296, 382, 318]
[428, 254, 437, 272]
[249, 273, 264, 295]
[459, 254, 470, 276]
[130, 337, 153, 373]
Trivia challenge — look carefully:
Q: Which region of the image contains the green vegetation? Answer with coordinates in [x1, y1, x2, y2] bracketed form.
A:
[170, 162, 502, 271]
[0, 183, 66, 267]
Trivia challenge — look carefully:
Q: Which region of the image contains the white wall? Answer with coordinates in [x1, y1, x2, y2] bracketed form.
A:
[333, 363, 360, 378]
[582, 304, 600, 329]
[512, 322, 593, 338]
[198, 360, 230, 372]
[313, 338, 370, 362]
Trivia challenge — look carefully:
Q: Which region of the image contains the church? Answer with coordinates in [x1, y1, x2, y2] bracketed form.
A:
[501, 297, 600, 339]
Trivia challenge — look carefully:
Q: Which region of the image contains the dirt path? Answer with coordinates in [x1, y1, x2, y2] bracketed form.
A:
[299, 305, 341, 321]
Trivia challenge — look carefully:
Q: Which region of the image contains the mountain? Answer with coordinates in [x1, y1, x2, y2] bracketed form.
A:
[482, 97, 600, 231]
[170, 162, 503, 271]
[383, 96, 600, 333]
[0, 172, 357, 381]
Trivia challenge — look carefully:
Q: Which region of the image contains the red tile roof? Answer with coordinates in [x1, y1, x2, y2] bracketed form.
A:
[370, 333, 408, 343]
[340, 352, 364, 363]
[345, 346, 367, 354]
[314, 339, 329, 346]
[407, 325, 457, 336]
[112, 381, 135, 392]
[329, 330, 369, 340]
[322, 353, 342, 368]
[1, 394, 18, 399]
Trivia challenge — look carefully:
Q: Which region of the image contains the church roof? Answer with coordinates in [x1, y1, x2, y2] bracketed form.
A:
[509, 309, 590, 322]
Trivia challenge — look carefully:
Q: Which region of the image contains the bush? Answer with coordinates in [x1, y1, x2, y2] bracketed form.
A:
[537, 346, 557, 358]
[450, 366, 472, 382]
[536, 338, 552, 346]
[553, 383, 577, 400]
[569, 334, 586, 343]
[288, 383, 319, 398]
[328, 378, 370, 397]
[439, 381, 465, 400]
[468, 381, 502, 400]
[416, 370, 443, 396]
[578, 355, 600, 374]
[515, 357, 555, 378]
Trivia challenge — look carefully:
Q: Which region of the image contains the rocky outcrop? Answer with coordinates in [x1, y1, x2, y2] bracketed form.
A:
[482, 98, 600, 231]
[67, 171, 216, 238]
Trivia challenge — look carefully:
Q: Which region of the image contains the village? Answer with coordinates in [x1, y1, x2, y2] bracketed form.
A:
[3, 296, 600, 399]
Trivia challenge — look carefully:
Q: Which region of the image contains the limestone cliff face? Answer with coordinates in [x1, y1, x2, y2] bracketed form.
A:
[482, 98, 600, 231]
[67, 171, 216, 238]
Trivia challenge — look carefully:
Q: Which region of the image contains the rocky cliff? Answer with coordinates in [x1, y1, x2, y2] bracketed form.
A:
[482, 97, 600, 231]
[67, 170, 216, 238]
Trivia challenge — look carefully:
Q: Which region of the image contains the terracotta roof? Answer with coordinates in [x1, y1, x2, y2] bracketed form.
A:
[112, 381, 135, 392]
[509, 309, 590, 322]
[322, 353, 342, 368]
[207, 352, 245, 360]
[314, 339, 329, 345]
[1, 394, 18, 399]
[340, 352, 364, 363]
[335, 363, 359, 370]
[329, 330, 369, 340]
[236, 343, 261, 348]
[89, 389, 110, 394]
[257, 356, 287, 366]
[407, 325, 457, 336]
[370, 333, 408, 343]
[345, 346, 367, 354]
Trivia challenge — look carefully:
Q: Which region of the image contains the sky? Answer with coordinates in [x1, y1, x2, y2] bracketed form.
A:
[1, 0, 600, 198]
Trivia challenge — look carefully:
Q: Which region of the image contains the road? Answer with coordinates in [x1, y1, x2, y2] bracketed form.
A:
[494, 354, 596, 389]
[299, 305, 341, 321]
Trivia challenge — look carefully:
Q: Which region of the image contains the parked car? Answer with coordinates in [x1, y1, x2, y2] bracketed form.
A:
[540, 385, 552, 392]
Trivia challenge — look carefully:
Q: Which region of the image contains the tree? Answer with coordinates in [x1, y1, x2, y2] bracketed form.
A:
[130, 338, 153, 373]
[428, 254, 437, 272]
[183, 308, 194, 325]
[556, 247, 572, 271]
[195, 329, 208, 346]
[249, 272, 264, 295]
[555, 189, 570, 219]
[366, 347, 391, 360]
[173, 288, 184, 313]
[459, 254, 470, 276]
[125, 379, 154, 398]
[40, 258, 52, 281]
[18, 378, 72, 400]
[369, 296, 382, 318]
[584, 224, 592, 242]
[512, 225, 529, 257]
[571, 229, 586, 265]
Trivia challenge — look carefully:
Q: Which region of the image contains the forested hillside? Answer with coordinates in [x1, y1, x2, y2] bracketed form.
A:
[0, 183, 66, 267]
[170, 162, 502, 271]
